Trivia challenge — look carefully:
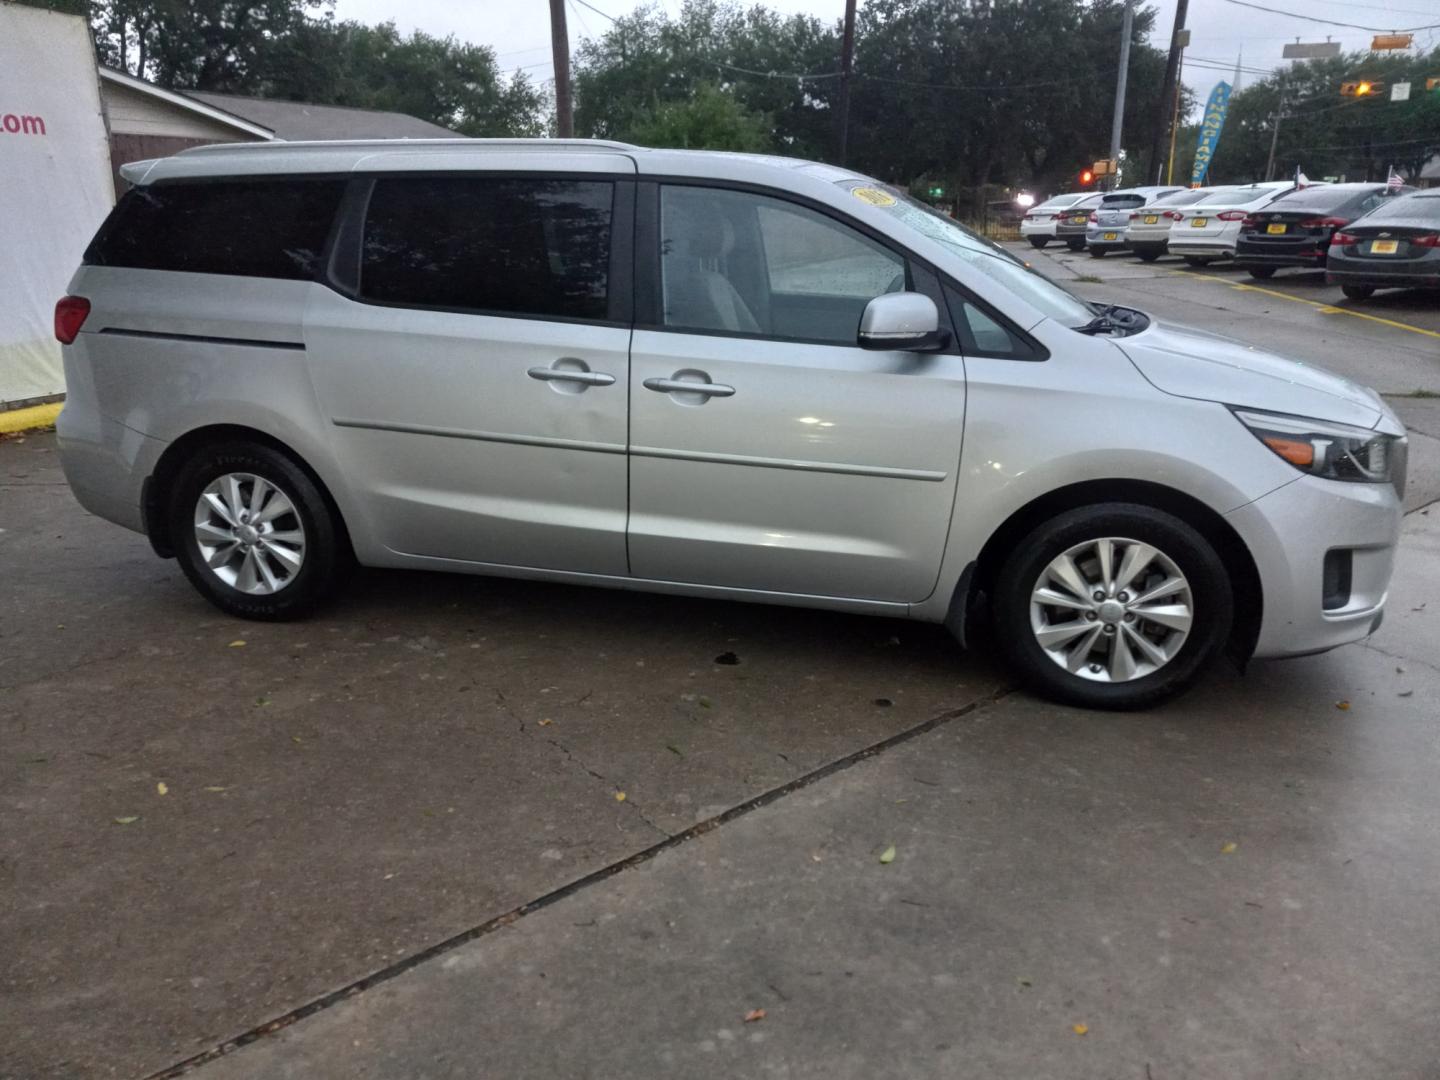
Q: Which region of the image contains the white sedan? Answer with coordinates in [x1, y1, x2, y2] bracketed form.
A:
[1167, 181, 1306, 265]
[1123, 187, 1234, 261]
[1019, 193, 1089, 248]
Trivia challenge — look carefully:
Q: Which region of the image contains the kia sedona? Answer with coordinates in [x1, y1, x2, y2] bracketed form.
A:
[55, 140, 1406, 710]
[1326, 189, 1440, 301]
[1236, 182, 1414, 279]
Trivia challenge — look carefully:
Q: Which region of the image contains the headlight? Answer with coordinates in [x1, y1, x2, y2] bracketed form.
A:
[1232, 408, 1406, 493]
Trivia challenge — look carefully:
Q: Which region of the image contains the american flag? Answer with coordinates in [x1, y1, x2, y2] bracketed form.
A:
[1387, 166, 1404, 192]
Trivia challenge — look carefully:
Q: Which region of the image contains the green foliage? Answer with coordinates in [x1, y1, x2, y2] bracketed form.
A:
[574, 0, 837, 157]
[1211, 49, 1440, 184]
[82, 0, 544, 135]
[627, 81, 772, 150]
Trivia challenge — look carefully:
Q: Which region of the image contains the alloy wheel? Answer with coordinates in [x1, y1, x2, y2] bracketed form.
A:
[192, 472, 307, 595]
[1029, 536, 1193, 683]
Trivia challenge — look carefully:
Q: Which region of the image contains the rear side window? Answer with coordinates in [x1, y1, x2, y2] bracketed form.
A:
[86, 179, 344, 280]
[360, 178, 612, 321]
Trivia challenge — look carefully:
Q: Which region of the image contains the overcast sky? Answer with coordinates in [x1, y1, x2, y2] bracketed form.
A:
[330, 0, 1440, 106]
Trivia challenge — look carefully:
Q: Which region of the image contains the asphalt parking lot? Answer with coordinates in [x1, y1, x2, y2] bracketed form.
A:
[4, 252, 1439, 1079]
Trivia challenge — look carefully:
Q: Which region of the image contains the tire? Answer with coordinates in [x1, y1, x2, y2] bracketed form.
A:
[1066, 238, 1086, 252]
[1027, 236, 1049, 249]
[1247, 267, 1276, 280]
[1182, 255, 1211, 267]
[169, 441, 349, 620]
[1136, 250, 1161, 263]
[1088, 247, 1107, 258]
[990, 504, 1233, 710]
[1342, 284, 1374, 301]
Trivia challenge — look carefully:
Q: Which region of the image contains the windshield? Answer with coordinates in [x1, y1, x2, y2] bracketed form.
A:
[836, 179, 1096, 328]
[1354, 192, 1440, 225]
[1153, 189, 1214, 208]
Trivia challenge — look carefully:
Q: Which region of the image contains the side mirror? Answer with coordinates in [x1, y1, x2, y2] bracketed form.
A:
[858, 292, 949, 351]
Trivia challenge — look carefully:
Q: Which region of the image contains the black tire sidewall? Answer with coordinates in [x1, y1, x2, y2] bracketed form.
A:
[170, 442, 340, 620]
[1028, 236, 1049, 249]
[992, 504, 1233, 710]
[1248, 267, 1276, 279]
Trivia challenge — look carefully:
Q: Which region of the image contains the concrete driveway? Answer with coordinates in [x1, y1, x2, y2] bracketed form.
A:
[3, 252, 1438, 1079]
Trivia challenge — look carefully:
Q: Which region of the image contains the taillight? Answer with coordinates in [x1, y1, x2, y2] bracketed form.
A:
[1331, 231, 1358, 246]
[1241, 216, 1258, 230]
[1051, 212, 1067, 220]
[1216, 210, 1247, 221]
[1300, 216, 1348, 230]
[1088, 211, 1098, 223]
[1129, 212, 1141, 221]
[55, 296, 90, 344]
[1412, 234, 1440, 248]
[1164, 210, 1183, 220]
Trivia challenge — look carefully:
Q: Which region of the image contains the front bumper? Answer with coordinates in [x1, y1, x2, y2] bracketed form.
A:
[1226, 473, 1403, 659]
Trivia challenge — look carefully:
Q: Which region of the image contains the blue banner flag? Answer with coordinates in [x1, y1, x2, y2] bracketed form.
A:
[1190, 81, 1232, 186]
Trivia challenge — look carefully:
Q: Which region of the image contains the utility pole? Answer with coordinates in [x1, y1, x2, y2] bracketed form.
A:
[1149, 0, 1189, 183]
[836, 0, 857, 165]
[550, 0, 573, 138]
[1106, 0, 1135, 191]
[1264, 91, 1285, 181]
[1165, 49, 1184, 184]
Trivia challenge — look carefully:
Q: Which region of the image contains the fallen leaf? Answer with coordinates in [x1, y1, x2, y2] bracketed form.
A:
[879, 844, 897, 864]
[1072, 1023, 1089, 1036]
[744, 1008, 766, 1023]
[698, 696, 713, 709]
[873, 698, 893, 708]
[1220, 842, 1238, 854]
[228, 640, 246, 648]
[666, 744, 684, 758]
[615, 791, 627, 802]
[1017, 978, 1032, 988]
[1335, 701, 1350, 711]
[714, 651, 740, 666]
[255, 697, 270, 707]
[156, 782, 168, 796]
[203, 786, 227, 792]
[537, 718, 553, 726]
[1398, 690, 1414, 698]
[113, 816, 139, 825]
[291, 735, 304, 744]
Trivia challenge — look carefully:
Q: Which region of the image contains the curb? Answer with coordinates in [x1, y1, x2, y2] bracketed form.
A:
[0, 401, 62, 435]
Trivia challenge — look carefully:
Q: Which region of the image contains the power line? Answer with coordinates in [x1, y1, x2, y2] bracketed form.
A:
[572, 0, 618, 23]
[1219, 0, 1440, 33]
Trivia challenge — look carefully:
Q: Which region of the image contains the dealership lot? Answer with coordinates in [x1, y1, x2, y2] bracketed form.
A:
[3, 255, 1439, 1079]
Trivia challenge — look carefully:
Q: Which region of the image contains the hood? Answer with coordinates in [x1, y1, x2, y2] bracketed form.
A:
[1116, 320, 1385, 429]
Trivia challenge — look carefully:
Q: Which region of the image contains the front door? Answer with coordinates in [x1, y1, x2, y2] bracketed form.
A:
[627, 183, 966, 603]
[305, 168, 633, 574]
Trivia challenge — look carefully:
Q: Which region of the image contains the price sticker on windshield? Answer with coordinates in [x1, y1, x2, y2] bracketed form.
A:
[850, 187, 897, 207]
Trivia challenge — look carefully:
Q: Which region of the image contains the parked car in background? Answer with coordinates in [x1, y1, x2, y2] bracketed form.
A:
[1326, 189, 1440, 300]
[55, 140, 1407, 710]
[1236, 182, 1414, 280]
[1124, 187, 1234, 261]
[1167, 181, 1301, 266]
[1084, 186, 1184, 257]
[1020, 193, 1088, 248]
[1054, 193, 1105, 251]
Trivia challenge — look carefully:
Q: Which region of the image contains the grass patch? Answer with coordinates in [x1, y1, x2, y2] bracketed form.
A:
[1073, 274, 1104, 284]
[1392, 389, 1440, 399]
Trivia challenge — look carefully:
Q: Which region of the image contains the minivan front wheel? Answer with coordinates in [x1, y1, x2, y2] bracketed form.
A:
[992, 505, 1232, 710]
[170, 442, 346, 620]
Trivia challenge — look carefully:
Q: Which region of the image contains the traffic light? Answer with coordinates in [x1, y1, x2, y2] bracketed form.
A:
[927, 185, 945, 198]
[1340, 80, 1384, 97]
[1080, 169, 1094, 185]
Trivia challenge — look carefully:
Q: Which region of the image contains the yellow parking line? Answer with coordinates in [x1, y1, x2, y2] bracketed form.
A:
[1172, 271, 1440, 339]
[0, 401, 61, 434]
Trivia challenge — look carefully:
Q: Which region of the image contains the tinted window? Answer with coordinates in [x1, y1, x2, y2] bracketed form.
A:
[361, 178, 611, 320]
[660, 185, 904, 343]
[1102, 195, 1146, 210]
[1353, 192, 1440, 225]
[86, 179, 344, 279]
[1153, 189, 1213, 208]
[1269, 186, 1378, 213]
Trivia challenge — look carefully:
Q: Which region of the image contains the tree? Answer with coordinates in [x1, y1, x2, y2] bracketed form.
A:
[1212, 48, 1440, 184]
[573, 0, 838, 158]
[627, 81, 772, 150]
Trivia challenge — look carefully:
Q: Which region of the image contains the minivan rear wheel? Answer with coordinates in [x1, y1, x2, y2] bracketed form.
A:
[991, 504, 1232, 710]
[170, 442, 346, 620]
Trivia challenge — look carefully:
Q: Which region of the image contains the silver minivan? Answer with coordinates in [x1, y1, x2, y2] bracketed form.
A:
[55, 139, 1406, 709]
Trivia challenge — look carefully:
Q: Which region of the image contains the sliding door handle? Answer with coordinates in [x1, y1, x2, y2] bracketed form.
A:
[643, 377, 735, 398]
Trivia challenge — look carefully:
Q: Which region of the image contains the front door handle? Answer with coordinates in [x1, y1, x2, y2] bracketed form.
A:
[643, 377, 735, 398]
[528, 366, 615, 387]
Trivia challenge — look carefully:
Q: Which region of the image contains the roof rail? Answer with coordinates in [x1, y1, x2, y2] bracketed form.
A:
[177, 137, 640, 157]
